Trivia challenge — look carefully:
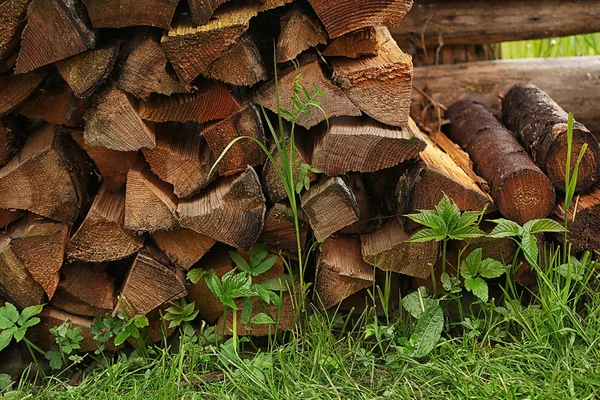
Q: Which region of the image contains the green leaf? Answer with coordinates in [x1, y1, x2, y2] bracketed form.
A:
[240, 298, 253, 325]
[250, 243, 268, 267]
[460, 248, 483, 279]
[479, 258, 507, 279]
[258, 274, 293, 292]
[187, 269, 206, 284]
[0, 316, 13, 330]
[227, 272, 254, 299]
[295, 181, 303, 194]
[402, 287, 439, 319]
[221, 298, 238, 310]
[2, 303, 18, 324]
[409, 305, 444, 358]
[229, 251, 252, 273]
[0, 373, 12, 391]
[523, 218, 566, 234]
[133, 315, 149, 329]
[405, 210, 444, 230]
[488, 219, 523, 238]
[441, 273, 462, 294]
[252, 256, 278, 276]
[18, 304, 43, 326]
[456, 210, 481, 229]
[205, 271, 224, 301]
[45, 349, 63, 370]
[465, 276, 488, 302]
[13, 327, 27, 342]
[521, 231, 539, 267]
[448, 225, 486, 240]
[114, 330, 130, 346]
[407, 228, 446, 243]
[436, 195, 461, 231]
[0, 328, 15, 352]
[250, 313, 276, 325]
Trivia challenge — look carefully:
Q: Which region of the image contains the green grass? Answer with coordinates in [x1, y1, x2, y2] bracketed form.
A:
[502, 33, 600, 59]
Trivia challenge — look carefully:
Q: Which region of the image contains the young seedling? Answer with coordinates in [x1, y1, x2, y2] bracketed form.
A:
[45, 319, 84, 370]
[0, 303, 45, 365]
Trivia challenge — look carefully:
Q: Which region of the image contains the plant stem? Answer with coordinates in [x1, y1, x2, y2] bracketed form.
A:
[442, 239, 448, 275]
[232, 307, 238, 354]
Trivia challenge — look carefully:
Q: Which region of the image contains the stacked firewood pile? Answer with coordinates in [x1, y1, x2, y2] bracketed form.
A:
[0, 0, 599, 350]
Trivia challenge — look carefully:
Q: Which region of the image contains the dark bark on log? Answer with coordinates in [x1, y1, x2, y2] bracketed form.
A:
[554, 185, 600, 253]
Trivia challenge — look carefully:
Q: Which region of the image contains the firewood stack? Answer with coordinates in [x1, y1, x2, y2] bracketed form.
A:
[1, 0, 599, 347]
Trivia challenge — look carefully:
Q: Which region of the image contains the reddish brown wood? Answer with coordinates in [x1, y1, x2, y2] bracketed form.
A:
[323, 27, 384, 58]
[0, 0, 32, 63]
[277, 6, 327, 63]
[83, 0, 178, 29]
[0, 71, 45, 116]
[151, 228, 216, 270]
[259, 203, 308, 254]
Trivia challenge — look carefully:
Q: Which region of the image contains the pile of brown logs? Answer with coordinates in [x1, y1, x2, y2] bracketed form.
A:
[0, 0, 599, 352]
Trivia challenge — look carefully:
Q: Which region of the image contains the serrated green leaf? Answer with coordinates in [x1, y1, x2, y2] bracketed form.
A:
[18, 304, 43, 326]
[114, 330, 130, 346]
[523, 218, 566, 234]
[229, 251, 252, 273]
[488, 219, 523, 238]
[436, 195, 461, 231]
[187, 269, 206, 284]
[0, 316, 13, 330]
[241, 298, 253, 325]
[46, 349, 63, 370]
[460, 248, 483, 279]
[227, 272, 254, 299]
[441, 273, 462, 294]
[465, 276, 488, 302]
[133, 315, 149, 329]
[206, 271, 224, 301]
[253, 256, 277, 276]
[479, 258, 506, 279]
[3, 303, 18, 324]
[409, 305, 443, 358]
[456, 211, 481, 229]
[221, 298, 238, 310]
[13, 327, 26, 342]
[250, 313, 276, 325]
[405, 210, 444, 230]
[250, 243, 268, 267]
[407, 228, 446, 243]
[449, 225, 486, 240]
[521, 230, 539, 267]
[0, 328, 15, 352]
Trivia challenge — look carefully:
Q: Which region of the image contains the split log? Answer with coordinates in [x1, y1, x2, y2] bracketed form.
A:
[0, 71, 45, 116]
[329, 27, 413, 128]
[555, 186, 600, 253]
[178, 166, 266, 251]
[0, 118, 19, 167]
[301, 177, 359, 242]
[502, 84, 600, 193]
[260, 0, 292, 12]
[411, 57, 600, 137]
[143, 122, 216, 198]
[17, 80, 88, 127]
[70, 130, 138, 192]
[391, 0, 600, 49]
[120, 247, 186, 316]
[125, 160, 179, 234]
[187, 0, 230, 26]
[0, 209, 23, 229]
[118, 34, 186, 101]
[27, 307, 118, 352]
[15, 0, 96, 74]
[151, 228, 216, 270]
[51, 262, 115, 317]
[360, 217, 439, 279]
[161, 2, 259, 84]
[258, 203, 308, 254]
[0, 124, 93, 222]
[204, 33, 268, 87]
[56, 44, 119, 98]
[83, 0, 178, 29]
[256, 57, 361, 129]
[202, 104, 266, 176]
[397, 121, 493, 230]
[307, 0, 413, 38]
[314, 236, 373, 309]
[84, 87, 156, 151]
[447, 100, 556, 224]
[277, 6, 327, 63]
[322, 26, 385, 58]
[0, 0, 31, 63]
[311, 116, 425, 176]
[138, 80, 241, 124]
[67, 185, 144, 263]
[338, 173, 378, 235]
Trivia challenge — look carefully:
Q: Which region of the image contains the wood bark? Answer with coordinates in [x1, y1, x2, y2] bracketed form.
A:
[178, 166, 266, 251]
[322, 26, 385, 59]
[0, 0, 32, 63]
[314, 236, 373, 309]
[397, 120, 493, 230]
[301, 177, 359, 242]
[118, 34, 186, 100]
[0, 118, 19, 167]
[311, 116, 425, 176]
[85, 87, 155, 151]
[411, 57, 600, 138]
[391, 0, 600, 49]
[202, 104, 266, 177]
[307, 0, 413, 38]
[56, 44, 119, 98]
[151, 228, 216, 270]
[259, 203, 308, 254]
[0, 124, 93, 222]
[187, 0, 230, 26]
[447, 100, 556, 224]
[360, 217, 439, 279]
[277, 6, 327, 63]
[125, 159, 179, 234]
[554, 185, 600, 253]
[143, 122, 216, 199]
[67, 185, 144, 262]
[138, 80, 241, 124]
[0, 71, 45, 116]
[204, 33, 268, 87]
[329, 27, 413, 128]
[83, 0, 178, 29]
[70, 130, 138, 192]
[502, 83, 600, 193]
[51, 262, 115, 317]
[120, 247, 186, 316]
[15, 0, 96, 74]
[161, 2, 259, 84]
[256, 56, 361, 129]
